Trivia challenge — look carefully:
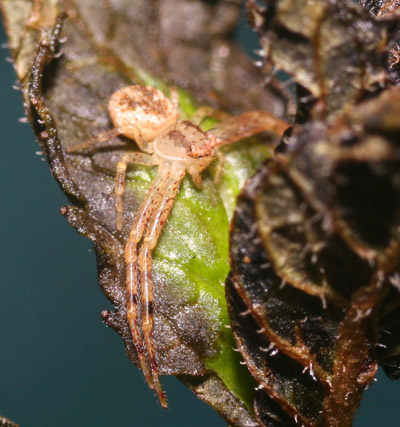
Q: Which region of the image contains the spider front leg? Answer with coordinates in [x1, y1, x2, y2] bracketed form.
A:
[136, 167, 185, 409]
[124, 167, 184, 408]
[212, 111, 290, 148]
[188, 111, 289, 162]
[124, 172, 166, 394]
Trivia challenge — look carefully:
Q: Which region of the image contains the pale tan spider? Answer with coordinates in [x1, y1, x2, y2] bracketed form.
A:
[68, 85, 288, 407]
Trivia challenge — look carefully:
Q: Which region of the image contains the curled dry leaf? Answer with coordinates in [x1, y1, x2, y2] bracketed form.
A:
[0, 0, 290, 424]
[247, 0, 391, 117]
[228, 87, 400, 425]
[226, 0, 400, 425]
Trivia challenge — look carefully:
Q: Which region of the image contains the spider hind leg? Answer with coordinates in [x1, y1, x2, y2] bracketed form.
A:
[66, 128, 123, 153]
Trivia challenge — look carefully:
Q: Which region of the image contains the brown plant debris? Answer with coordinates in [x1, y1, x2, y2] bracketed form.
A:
[226, 0, 400, 425]
[228, 87, 400, 425]
[247, 0, 392, 118]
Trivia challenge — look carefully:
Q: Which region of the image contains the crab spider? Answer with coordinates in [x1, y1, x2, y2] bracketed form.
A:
[67, 85, 288, 408]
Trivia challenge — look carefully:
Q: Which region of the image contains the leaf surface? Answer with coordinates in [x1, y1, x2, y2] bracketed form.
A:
[0, 0, 288, 424]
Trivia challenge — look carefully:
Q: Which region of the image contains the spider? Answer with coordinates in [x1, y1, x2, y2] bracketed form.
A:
[68, 85, 289, 408]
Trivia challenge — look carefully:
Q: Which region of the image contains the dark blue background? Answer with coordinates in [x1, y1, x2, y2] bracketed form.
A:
[0, 5, 398, 426]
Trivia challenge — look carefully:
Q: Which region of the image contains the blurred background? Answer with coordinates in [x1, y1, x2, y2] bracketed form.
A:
[0, 3, 398, 426]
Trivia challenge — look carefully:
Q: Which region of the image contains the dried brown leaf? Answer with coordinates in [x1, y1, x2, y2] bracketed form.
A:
[228, 85, 400, 426]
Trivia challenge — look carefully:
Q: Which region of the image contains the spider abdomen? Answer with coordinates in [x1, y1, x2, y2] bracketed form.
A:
[108, 85, 178, 150]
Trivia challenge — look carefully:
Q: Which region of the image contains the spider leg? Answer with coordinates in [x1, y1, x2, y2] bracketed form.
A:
[213, 150, 226, 184]
[212, 111, 290, 148]
[187, 111, 289, 162]
[187, 165, 203, 188]
[125, 171, 166, 393]
[115, 152, 156, 230]
[67, 127, 122, 153]
[138, 168, 185, 409]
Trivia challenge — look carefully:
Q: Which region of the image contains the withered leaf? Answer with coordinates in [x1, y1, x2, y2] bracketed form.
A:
[228, 84, 400, 427]
[247, 0, 391, 118]
[0, 0, 289, 425]
[226, 0, 400, 425]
